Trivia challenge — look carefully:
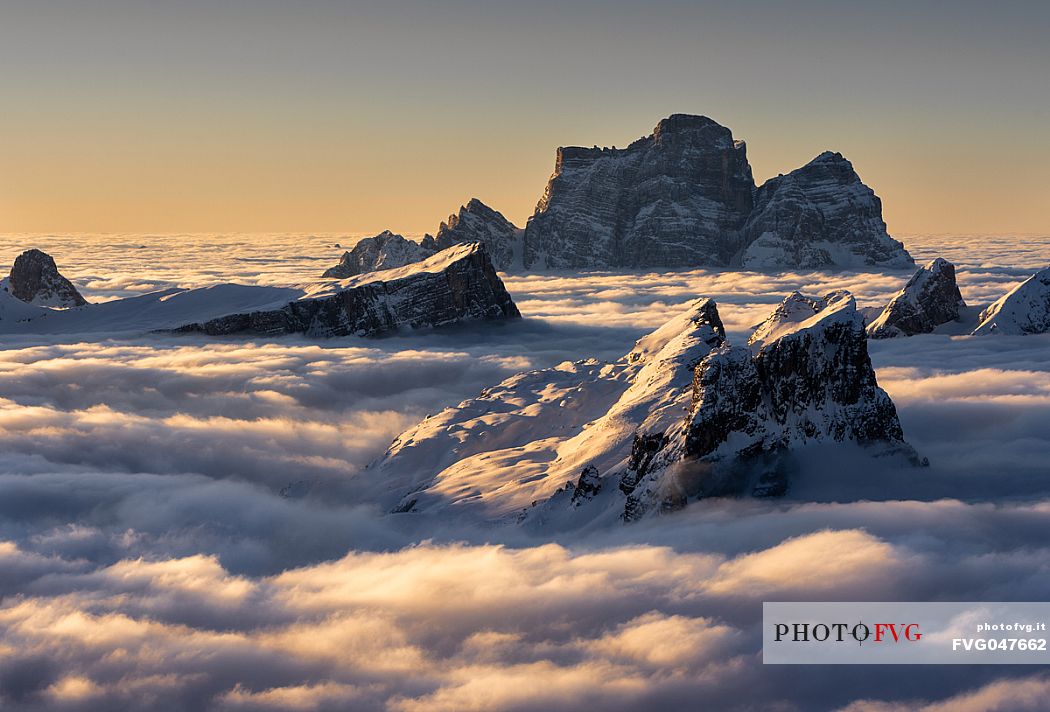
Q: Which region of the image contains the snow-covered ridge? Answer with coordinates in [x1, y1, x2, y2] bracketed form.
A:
[0, 243, 520, 338]
[363, 298, 726, 518]
[367, 291, 921, 525]
[305, 242, 490, 296]
[175, 243, 520, 337]
[972, 267, 1050, 335]
[748, 290, 856, 351]
[362, 298, 723, 517]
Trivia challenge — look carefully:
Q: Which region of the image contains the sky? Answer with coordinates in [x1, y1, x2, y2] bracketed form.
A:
[1, 0, 1048, 235]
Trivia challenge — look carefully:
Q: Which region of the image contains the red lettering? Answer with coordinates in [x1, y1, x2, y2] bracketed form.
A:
[873, 623, 922, 643]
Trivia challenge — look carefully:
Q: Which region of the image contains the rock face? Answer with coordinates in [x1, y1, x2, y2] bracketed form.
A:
[322, 231, 430, 278]
[321, 201, 521, 278]
[4, 249, 88, 307]
[570, 465, 602, 507]
[523, 114, 755, 269]
[421, 199, 522, 270]
[367, 292, 919, 524]
[972, 267, 1050, 335]
[522, 115, 913, 270]
[621, 291, 919, 519]
[176, 243, 520, 338]
[867, 258, 966, 338]
[741, 152, 914, 269]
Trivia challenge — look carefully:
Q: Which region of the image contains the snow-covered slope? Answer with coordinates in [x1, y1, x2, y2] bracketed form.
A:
[972, 267, 1050, 335]
[4, 248, 88, 307]
[0, 244, 519, 338]
[367, 293, 920, 524]
[371, 358, 628, 515]
[363, 298, 726, 517]
[740, 152, 914, 269]
[0, 284, 301, 335]
[867, 258, 965, 338]
[0, 288, 49, 322]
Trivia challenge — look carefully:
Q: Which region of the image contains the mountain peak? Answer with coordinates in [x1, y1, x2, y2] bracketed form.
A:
[867, 258, 966, 338]
[4, 248, 88, 308]
[741, 147, 913, 270]
[321, 231, 427, 279]
[749, 290, 858, 352]
[369, 293, 920, 524]
[526, 114, 754, 269]
[972, 266, 1050, 335]
[810, 150, 848, 165]
[654, 113, 725, 133]
[431, 199, 520, 270]
[525, 114, 912, 270]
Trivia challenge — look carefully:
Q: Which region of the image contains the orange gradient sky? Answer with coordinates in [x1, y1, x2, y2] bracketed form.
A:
[2, 1, 1048, 236]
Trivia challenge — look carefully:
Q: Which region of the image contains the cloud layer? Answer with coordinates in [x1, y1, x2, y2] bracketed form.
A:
[0, 232, 1047, 710]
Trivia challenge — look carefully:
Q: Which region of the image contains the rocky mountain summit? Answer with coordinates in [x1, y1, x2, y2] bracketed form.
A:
[322, 200, 522, 278]
[620, 291, 920, 519]
[320, 116, 912, 275]
[523, 114, 754, 269]
[867, 258, 966, 338]
[366, 290, 920, 524]
[522, 114, 914, 270]
[422, 199, 522, 270]
[741, 152, 913, 269]
[176, 243, 520, 337]
[2, 249, 88, 307]
[322, 231, 430, 279]
[972, 267, 1050, 335]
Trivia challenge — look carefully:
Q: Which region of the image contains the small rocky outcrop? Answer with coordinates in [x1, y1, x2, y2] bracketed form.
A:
[570, 465, 602, 507]
[741, 152, 914, 269]
[972, 267, 1050, 335]
[867, 258, 966, 338]
[4, 249, 88, 307]
[421, 199, 521, 270]
[177, 243, 520, 338]
[322, 231, 430, 278]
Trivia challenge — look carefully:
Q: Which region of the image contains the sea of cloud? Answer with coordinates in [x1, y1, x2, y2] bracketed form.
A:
[0, 233, 1047, 710]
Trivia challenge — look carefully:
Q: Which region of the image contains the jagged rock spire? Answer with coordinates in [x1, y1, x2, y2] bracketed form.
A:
[4, 249, 88, 308]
